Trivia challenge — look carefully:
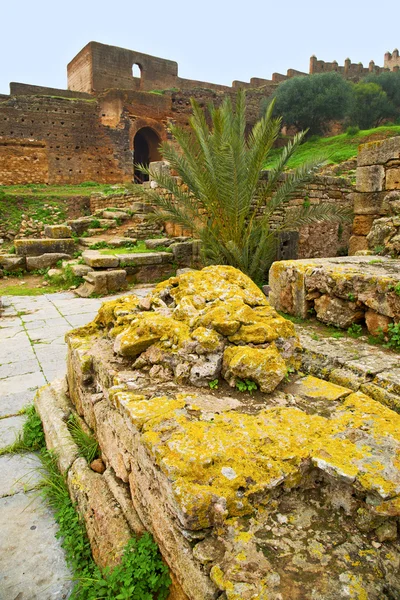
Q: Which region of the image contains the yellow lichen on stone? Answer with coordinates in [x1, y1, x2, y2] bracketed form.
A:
[114, 312, 190, 357]
[191, 327, 222, 352]
[223, 343, 288, 392]
[291, 375, 352, 401]
[228, 317, 296, 344]
[94, 295, 140, 329]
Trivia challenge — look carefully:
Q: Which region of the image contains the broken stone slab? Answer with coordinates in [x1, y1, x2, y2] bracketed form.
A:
[358, 136, 400, 167]
[34, 379, 79, 474]
[0, 254, 26, 271]
[70, 264, 94, 277]
[15, 238, 76, 257]
[102, 210, 129, 220]
[26, 252, 72, 271]
[117, 251, 172, 266]
[67, 457, 132, 569]
[43, 224, 72, 238]
[80, 236, 138, 248]
[285, 375, 352, 402]
[75, 269, 127, 298]
[82, 250, 119, 268]
[144, 237, 174, 249]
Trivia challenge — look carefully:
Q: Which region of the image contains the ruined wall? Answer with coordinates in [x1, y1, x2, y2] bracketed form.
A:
[349, 136, 400, 254]
[0, 138, 48, 184]
[309, 55, 386, 81]
[0, 94, 133, 184]
[384, 49, 400, 72]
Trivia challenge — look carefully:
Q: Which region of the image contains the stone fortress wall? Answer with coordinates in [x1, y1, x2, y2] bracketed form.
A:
[0, 42, 399, 186]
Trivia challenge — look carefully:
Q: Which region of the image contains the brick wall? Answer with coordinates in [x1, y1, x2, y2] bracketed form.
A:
[0, 138, 48, 184]
[0, 95, 133, 184]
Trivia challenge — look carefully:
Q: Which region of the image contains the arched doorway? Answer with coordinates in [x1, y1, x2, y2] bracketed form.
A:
[133, 127, 162, 183]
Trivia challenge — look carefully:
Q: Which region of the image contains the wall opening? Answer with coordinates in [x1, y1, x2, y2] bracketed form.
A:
[133, 127, 162, 183]
[132, 63, 142, 79]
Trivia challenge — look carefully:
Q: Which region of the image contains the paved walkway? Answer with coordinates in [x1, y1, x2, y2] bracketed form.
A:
[0, 288, 151, 600]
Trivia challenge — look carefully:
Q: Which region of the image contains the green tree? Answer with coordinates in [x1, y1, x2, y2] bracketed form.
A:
[349, 82, 395, 129]
[364, 71, 400, 109]
[139, 91, 350, 283]
[266, 72, 352, 135]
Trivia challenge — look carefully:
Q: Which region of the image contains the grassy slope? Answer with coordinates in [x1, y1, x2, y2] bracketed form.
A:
[265, 125, 400, 170]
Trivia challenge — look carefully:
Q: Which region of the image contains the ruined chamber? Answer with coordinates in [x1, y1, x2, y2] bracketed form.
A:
[36, 266, 400, 599]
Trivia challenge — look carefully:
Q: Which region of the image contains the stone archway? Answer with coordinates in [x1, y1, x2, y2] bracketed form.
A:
[133, 127, 162, 183]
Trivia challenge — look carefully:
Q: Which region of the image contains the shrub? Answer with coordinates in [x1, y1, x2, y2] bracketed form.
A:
[349, 82, 396, 129]
[266, 72, 352, 135]
[364, 71, 400, 108]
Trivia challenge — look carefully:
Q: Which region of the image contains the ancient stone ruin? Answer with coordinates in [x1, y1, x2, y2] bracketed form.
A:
[35, 265, 400, 599]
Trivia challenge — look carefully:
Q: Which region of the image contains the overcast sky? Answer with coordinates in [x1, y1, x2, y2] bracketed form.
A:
[1, 0, 399, 95]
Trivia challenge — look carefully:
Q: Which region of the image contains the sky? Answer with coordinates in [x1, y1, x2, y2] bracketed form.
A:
[1, 0, 399, 95]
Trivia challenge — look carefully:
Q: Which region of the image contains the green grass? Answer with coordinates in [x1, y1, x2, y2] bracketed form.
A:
[0, 405, 45, 455]
[0, 182, 127, 198]
[67, 414, 100, 464]
[264, 124, 400, 170]
[99, 241, 172, 255]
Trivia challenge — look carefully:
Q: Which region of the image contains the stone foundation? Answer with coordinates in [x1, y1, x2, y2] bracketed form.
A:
[36, 267, 400, 599]
[269, 255, 400, 335]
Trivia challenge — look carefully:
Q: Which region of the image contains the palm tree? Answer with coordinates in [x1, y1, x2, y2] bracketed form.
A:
[138, 90, 351, 283]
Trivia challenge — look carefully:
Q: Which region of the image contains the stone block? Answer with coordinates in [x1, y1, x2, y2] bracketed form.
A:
[44, 224, 72, 238]
[70, 264, 93, 277]
[145, 238, 173, 249]
[82, 250, 119, 268]
[285, 375, 352, 401]
[314, 294, 364, 328]
[365, 309, 392, 336]
[106, 269, 127, 293]
[386, 168, 400, 191]
[352, 215, 375, 236]
[67, 217, 93, 235]
[366, 217, 396, 250]
[15, 238, 76, 257]
[26, 253, 72, 271]
[118, 251, 172, 267]
[172, 241, 201, 267]
[102, 210, 129, 220]
[348, 235, 368, 255]
[67, 457, 132, 569]
[353, 192, 386, 216]
[356, 165, 385, 192]
[0, 254, 26, 271]
[358, 136, 400, 167]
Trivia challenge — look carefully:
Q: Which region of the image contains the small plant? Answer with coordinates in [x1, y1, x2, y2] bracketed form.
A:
[385, 322, 400, 350]
[330, 330, 344, 339]
[392, 282, 400, 296]
[303, 196, 311, 209]
[373, 245, 384, 254]
[89, 240, 110, 250]
[311, 333, 320, 341]
[346, 125, 360, 136]
[235, 379, 258, 393]
[208, 379, 219, 390]
[67, 413, 100, 464]
[0, 405, 45, 456]
[368, 259, 383, 264]
[90, 218, 101, 229]
[347, 323, 363, 338]
[347, 293, 356, 302]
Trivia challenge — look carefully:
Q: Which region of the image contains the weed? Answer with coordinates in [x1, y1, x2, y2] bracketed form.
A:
[392, 283, 400, 296]
[347, 323, 363, 338]
[368, 259, 383, 264]
[67, 414, 100, 464]
[208, 379, 219, 390]
[330, 330, 344, 339]
[0, 405, 45, 456]
[90, 218, 101, 229]
[38, 449, 171, 599]
[311, 333, 320, 341]
[385, 322, 400, 350]
[373, 245, 384, 254]
[303, 196, 311, 209]
[235, 379, 258, 393]
[347, 293, 356, 302]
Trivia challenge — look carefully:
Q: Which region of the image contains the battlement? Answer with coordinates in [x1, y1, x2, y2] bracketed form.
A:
[309, 55, 387, 80]
[384, 49, 400, 72]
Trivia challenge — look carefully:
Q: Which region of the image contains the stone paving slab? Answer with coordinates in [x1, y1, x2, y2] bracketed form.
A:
[0, 492, 73, 600]
[0, 371, 46, 396]
[0, 359, 38, 380]
[0, 415, 26, 450]
[0, 390, 36, 418]
[0, 453, 42, 497]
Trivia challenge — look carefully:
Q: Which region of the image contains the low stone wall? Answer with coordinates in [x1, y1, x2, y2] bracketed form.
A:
[269, 255, 400, 336]
[350, 136, 400, 254]
[90, 192, 142, 213]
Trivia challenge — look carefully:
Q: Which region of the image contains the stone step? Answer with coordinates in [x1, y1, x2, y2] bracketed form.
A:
[296, 323, 400, 412]
[43, 224, 72, 239]
[82, 249, 172, 268]
[75, 269, 127, 298]
[79, 236, 137, 248]
[269, 255, 400, 335]
[14, 238, 76, 257]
